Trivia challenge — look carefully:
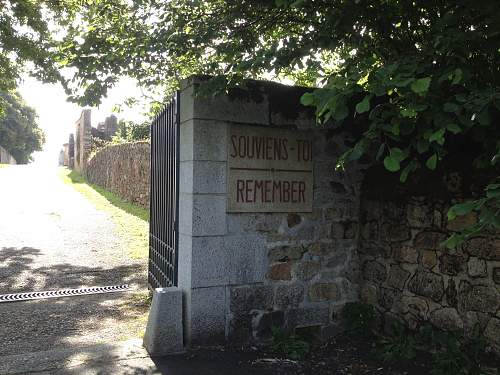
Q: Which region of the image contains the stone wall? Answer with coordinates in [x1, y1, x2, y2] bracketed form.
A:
[0, 145, 16, 164]
[86, 141, 150, 208]
[178, 77, 367, 345]
[359, 169, 500, 352]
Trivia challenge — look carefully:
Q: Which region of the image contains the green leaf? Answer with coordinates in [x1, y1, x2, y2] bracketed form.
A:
[443, 102, 459, 113]
[442, 233, 464, 249]
[390, 147, 406, 162]
[426, 154, 438, 170]
[384, 156, 400, 172]
[355, 95, 371, 114]
[446, 123, 461, 134]
[376, 143, 386, 161]
[400, 160, 417, 183]
[300, 92, 315, 106]
[416, 139, 429, 154]
[447, 201, 479, 220]
[333, 100, 349, 121]
[451, 68, 462, 85]
[410, 77, 431, 95]
[429, 128, 446, 145]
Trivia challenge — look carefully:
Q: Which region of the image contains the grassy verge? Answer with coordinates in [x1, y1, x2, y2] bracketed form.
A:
[0, 164, 10, 168]
[58, 167, 149, 259]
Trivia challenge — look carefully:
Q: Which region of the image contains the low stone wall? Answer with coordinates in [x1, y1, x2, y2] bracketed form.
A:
[86, 141, 150, 208]
[359, 169, 500, 352]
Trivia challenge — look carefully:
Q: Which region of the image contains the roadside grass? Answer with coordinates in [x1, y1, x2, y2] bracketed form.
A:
[0, 163, 9, 168]
[58, 167, 149, 259]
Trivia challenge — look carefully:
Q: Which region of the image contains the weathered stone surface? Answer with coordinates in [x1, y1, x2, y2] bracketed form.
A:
[293, 261, 321, 281]
[445, 279, 458, 308]
[467, 257, 487, 278]
[275, 284, 304, 307]
[386, 265, 411, 290]
[459, 282, 500, 313]
[309, 283, 340, 302]
[483, 317, 500, 351]
[393, 246, 419, 263]
[229, 313, 253, 342]
[344, 221, 356, 239]
[430, 308, 463, 331]
[267, 262, 293, 281]
[420, 250, 438, 269]
[463, 237, 500, 260]
[493, 268, 500, 284]
[287, 306, 331, 328]
[308, 242, 334, 256]
[397, 296, 429, 321]
[361, 221, 379, 240]
[325, 251, 349, 269]
[439, 254, 466, 276]
[413, 231, 447, 249]
[230, 285, 273, 313]
[330, 222, 345, 239]
[447, 212, 477, 231]
[380, 222, 411, 242]
[406, 203, 432, 228]
[268, 246, 306, 262]
[287, 213, 302, 228]
[362, 261, 387, 283]
[378, 287, 400, 310]
[360, 284, 378, 305]
[255, 311, 285, 339]
[407, 271, 444, 302]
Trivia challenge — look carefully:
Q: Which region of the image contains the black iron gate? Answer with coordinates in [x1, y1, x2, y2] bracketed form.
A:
[148, 92, 180, 289]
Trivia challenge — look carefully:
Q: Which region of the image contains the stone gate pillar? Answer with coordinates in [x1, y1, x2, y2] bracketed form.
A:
[177, 76, 364, 346]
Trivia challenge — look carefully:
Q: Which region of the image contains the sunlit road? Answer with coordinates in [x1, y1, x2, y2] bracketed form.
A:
[0, 164, 155, 374]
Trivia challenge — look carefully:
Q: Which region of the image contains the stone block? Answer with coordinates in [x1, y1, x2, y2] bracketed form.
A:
[191, 236, 228, 288]
[362, 261, 387, 284]
[463, 237, 500, 260]
[380, 222, 411, 242]
[406, 203, 432, 228]
[269, 245, 306, 262]
[361, 221, 379, 240]
[445, 278, 458, 308]
[286, 306, 331, 328]
[230, 285, 274, 314]
[275, 284, 305, 307]
[192, 194, 226, 236]
[378, 287, 400, 310]
[458, 282, 499, 313]
[178, 193, 193, 236]
[438, 254, 465, 276]
[360, 284, 378, 305]
[493, 268, 500, 284]
[180, 82, 194, 123]
[143, 287, 184, 355]
[447, 212, 477, 231]
[430, 308, 463, 331]
[386, 265, 410, 290]
[179, 119, 194, 161]
[267, 262, 293, 281]
[308, 282, 340, 302]
[292, 261, 321, 281]
[483, 317, 500, 352]
[393, 245, 419, 263]
[179, 161, 194, 194]
[226, 234, 267, 284]
[190, 286, 226, 345]
[413, 230, 447, 249]
[307, 242, 334, 257]
[395, 295, 429, 321]
[407, 271, 444, 302]
[193, 120, 228, 161]
[419, 250, 438, 269]
[191, 160, 227, 194]
[193, 86, 270, 125]
[467, 257, 487, 278]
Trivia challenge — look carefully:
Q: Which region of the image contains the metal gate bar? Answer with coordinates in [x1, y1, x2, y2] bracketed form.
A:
[148, 92, 180, 289]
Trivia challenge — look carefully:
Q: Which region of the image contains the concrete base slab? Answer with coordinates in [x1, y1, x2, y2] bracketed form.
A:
[143, 287, 184, 356]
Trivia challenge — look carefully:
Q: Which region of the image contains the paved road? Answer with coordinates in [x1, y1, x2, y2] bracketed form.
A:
[0, 165, 155, 374]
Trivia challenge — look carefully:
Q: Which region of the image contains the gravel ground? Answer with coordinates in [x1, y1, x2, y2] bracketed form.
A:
[0, 165, 150, 369]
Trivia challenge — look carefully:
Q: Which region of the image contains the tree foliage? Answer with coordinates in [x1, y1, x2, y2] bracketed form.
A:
[0, 91, 45, 163]
[3, 0, 500, 243]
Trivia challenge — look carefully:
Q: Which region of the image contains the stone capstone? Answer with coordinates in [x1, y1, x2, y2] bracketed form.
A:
[407, 271, 444, 302]
[309, 283, 340, 302]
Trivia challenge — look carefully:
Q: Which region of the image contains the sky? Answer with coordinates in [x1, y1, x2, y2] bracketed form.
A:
[19, 76, 148, 167]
